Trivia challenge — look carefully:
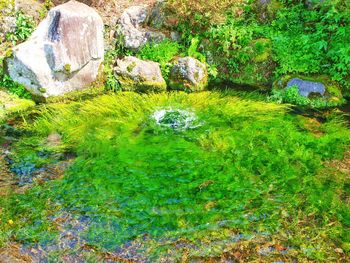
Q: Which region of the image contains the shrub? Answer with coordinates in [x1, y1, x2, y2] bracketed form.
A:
[103, 50, 121, 92]
[268, 1, 350, 89]
[138, 40, 181, 81]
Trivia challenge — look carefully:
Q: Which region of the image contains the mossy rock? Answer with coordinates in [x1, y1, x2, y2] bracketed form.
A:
[169, 57, 208, 92]
[114, 56, 167, 93]
[273, 75, 344, 104]
[207, 36, 275, 90]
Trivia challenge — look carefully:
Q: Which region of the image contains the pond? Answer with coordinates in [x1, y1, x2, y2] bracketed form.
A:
[1, 91, 350, 261]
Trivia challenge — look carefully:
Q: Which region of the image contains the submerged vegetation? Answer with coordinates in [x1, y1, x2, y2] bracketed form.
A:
[1, 92, 350, 261]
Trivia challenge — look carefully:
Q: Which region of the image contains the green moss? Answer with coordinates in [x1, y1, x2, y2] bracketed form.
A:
[45, 86, 105, 104]
[126, 62, 136, 73]
[0, 0, 14, 11]
[5, 48, 13, 58]
[38, 87, 46, 93]
[63, 64, 71, 73]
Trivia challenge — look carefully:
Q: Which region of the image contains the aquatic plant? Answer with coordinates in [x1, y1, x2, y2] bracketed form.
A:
[1, 91, 350, 261]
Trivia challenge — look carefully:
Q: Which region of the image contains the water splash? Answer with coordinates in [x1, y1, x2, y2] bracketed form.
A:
[152, 108, 202, 131]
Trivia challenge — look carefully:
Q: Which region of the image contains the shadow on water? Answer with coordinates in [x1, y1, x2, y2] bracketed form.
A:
[208, 80, 270, 94]
[289, 99, 350, 126]
[339, 99, 350, 123]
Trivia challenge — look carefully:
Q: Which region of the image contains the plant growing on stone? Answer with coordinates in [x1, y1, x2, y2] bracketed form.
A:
[0, 64, 32, 99]
[269, 86, 345, 109]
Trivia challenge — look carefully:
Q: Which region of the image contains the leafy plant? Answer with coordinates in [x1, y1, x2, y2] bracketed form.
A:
[6, 12, 35, 45]
[38, 0, 54, 20]
[103, 50, 121, 92]
[270, 2, 350, 88]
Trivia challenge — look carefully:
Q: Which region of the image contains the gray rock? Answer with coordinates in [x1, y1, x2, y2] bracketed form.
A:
[287, 78, 326, 97]
[169, 57, 208, 92]
[5, 0, 104, 98]
[114, 56, 166, 93]
[116, 5, 166, 50]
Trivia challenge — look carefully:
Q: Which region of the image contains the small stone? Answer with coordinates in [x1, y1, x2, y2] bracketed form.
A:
[335, 248, 343, 254]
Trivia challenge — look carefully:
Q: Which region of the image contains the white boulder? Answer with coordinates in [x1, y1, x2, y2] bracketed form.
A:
[5, 0, 104, 98]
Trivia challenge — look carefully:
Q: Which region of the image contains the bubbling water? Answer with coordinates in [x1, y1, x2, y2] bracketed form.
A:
[152, 108, 202, 131]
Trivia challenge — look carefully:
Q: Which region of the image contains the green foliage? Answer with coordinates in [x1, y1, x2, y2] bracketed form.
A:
[138, 40, 181, 81]
[138, 40, 181, 64]
[1, 91, 350, 260]
[0, 0, 13, 9]
[271, 2, 350, 88]
[169, 1, 350, 90]
[0, 89, 35, 123]
[187, 37, 205, 62]
[269, 86, 345, 109]
[6, 12, 35, 45]
[168, 0, 243, 31]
